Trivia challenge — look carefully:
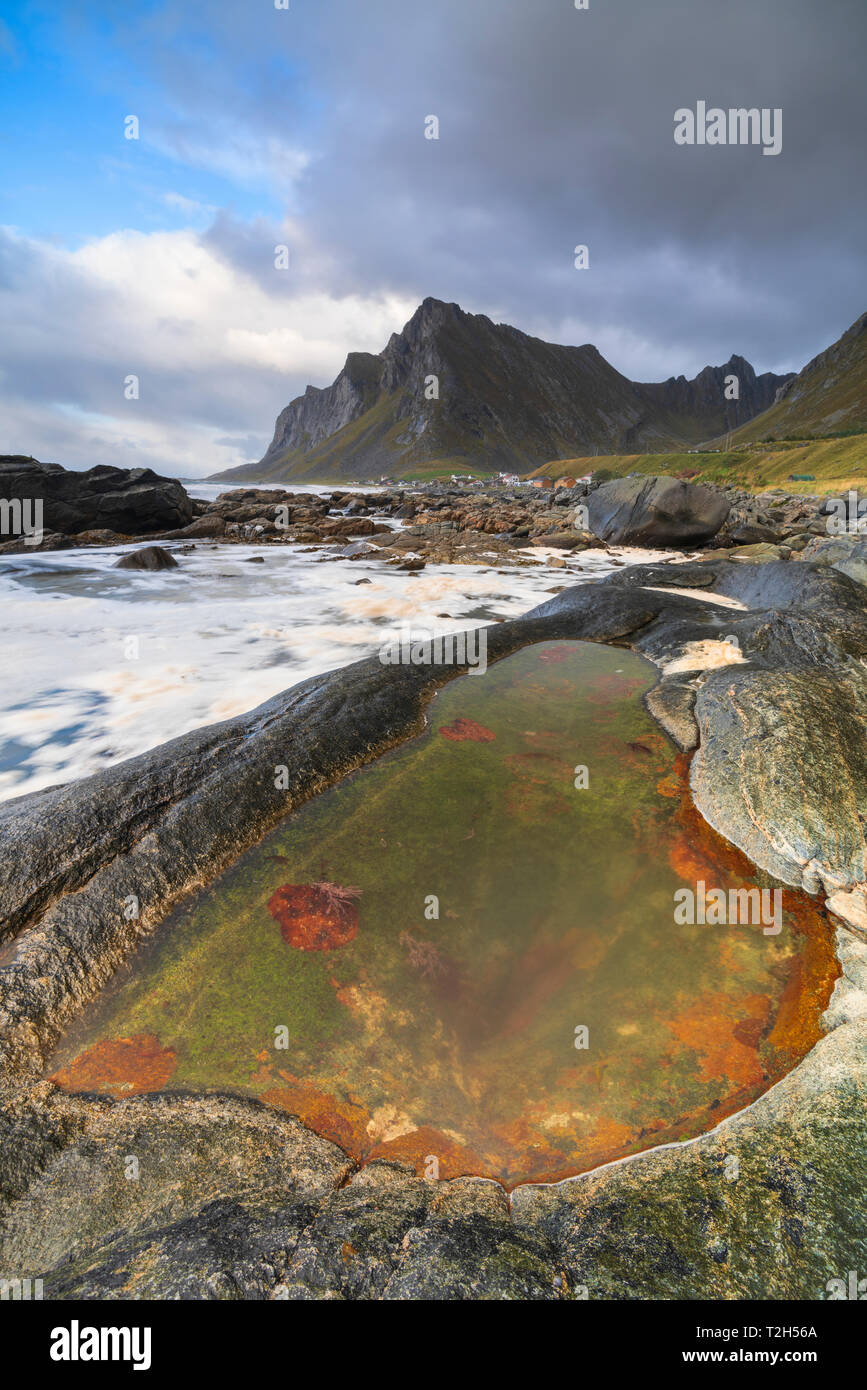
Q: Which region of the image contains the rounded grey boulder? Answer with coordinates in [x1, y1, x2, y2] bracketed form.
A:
[586, 475, 730, 546]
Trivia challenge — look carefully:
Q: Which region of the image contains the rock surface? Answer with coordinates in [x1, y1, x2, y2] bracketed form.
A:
[113, 546, 179, 571]
[0, 456, 192, 537]
[586, 475, 731, 545]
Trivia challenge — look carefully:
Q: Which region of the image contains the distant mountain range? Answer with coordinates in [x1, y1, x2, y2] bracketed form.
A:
[209, 298, 798, 483]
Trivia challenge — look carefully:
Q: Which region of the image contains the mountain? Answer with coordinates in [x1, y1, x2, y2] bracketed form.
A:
[716, 311, 867, 446]
[210, 298, 791, 483]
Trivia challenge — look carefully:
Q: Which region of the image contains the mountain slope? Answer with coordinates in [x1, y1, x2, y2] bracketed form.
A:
[211, 298, 790, 483]
[718, 311, 867, 446]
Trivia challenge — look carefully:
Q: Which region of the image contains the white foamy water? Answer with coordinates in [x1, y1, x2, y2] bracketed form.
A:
[0, 532, 670, 803]
[183, 481, 387, 503]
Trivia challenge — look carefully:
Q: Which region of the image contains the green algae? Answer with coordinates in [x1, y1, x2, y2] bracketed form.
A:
[48, 641, 837, 1185]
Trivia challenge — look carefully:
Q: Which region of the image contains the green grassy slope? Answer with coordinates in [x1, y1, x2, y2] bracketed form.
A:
[528, 434, 867, 494]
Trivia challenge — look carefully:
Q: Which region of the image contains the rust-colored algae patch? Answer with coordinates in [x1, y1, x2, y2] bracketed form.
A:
[262, 1080, 371, 1154]
[50, 1034, 177, 1095]
[667, 749, 837, 1078]
[267, 881, 360, 950]
[367, 1126, 491, 1179]
[45, 642, 840, 1188]
[664, 991, 770, 1089]
[438, 717, 496, 742]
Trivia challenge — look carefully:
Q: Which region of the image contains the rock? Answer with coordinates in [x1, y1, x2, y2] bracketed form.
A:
[154, 514, 227, 540]
[586, 476, 730, 547]
[73, 529, 130, 546]
[0, 1092, 352, 1299]
[338, 539, 372, 555]
[725, 542, 785, 563]
[728, 522, 781, 545]
[0, 456, 193, 536]
[691, 665, 867, 896]
[798, 536, 867, 588]
[113, 546, 179, 572]
[529, 532, 583, 551]
[320, 517, 376, 538]
[644, 678, 698, 752]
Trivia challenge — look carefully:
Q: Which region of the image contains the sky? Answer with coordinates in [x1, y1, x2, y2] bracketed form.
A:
[1, 0, 865, 478]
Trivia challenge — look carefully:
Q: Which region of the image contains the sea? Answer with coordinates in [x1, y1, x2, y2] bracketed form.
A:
[0, 482, 672, 802]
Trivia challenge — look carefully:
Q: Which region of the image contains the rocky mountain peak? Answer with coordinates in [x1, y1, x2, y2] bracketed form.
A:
[214, 300, 796, 483]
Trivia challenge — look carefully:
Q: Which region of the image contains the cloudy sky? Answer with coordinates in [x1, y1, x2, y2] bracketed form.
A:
[1, 0, 864, 477]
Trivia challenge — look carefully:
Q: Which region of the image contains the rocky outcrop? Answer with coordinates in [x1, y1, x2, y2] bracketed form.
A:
[1, 556, 866, 1299]
[586, 475, 730, 545]
[211, 299, 788, 484]
[638, 354, 791, 436]
[0, 457, 193, 537]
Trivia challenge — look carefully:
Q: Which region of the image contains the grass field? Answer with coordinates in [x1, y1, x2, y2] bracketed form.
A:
[526, 434, 867, 495]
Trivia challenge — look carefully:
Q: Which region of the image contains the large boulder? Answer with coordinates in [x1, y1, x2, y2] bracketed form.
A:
[0, 456, 193, 537]
[586, 475, 730, 547]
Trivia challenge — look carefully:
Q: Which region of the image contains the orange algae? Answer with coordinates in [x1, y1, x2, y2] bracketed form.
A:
[50, 1034, 177, 1095]
[267, 881, 360, 950]
[439, 718, 496, 742]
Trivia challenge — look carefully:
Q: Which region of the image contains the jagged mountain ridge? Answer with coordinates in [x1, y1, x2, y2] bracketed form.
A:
[211, 298, 791, 482]
[719, 311, 867, 445]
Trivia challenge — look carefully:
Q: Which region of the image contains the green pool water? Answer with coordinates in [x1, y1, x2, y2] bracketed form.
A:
[49, 640, 837, 1185]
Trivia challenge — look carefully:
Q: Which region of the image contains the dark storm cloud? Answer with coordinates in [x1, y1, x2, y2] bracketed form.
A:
[271, 0, 867, 374]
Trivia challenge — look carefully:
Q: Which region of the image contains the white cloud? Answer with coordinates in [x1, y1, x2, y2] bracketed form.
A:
[152, 124, 311, 193]
[0, 223, 417, 476]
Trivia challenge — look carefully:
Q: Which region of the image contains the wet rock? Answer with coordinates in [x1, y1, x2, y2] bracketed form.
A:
[73, 529, 130, 546]
[644, 678, 699, 752]
[113, 546, 179, 572]
[0, 1091, 351, 1299]
[691, 666, 867, 897]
